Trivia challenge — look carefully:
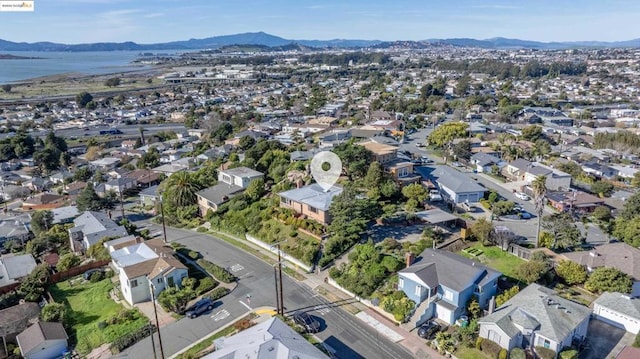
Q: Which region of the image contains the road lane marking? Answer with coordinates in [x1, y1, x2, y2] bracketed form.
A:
[239, 300, 252, 311]
[255, 309, 277, 315]
[313, 304, 331, 316]
[211, 309, 230, 322]
[230, 264, 244, 272]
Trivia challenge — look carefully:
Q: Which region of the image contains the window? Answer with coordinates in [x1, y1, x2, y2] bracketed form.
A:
[308, 206, 318, 214]
[168, 276, 175, 287]
[398, 278, 404, 289]
[415, 286, 422, 296]
[157, 278, 162, 284]
[130, 279, 138, 288]
[543, 339, 551, 349]
[444, 290, 453, 301]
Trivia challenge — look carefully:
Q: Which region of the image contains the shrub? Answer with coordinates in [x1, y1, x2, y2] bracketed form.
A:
[480, 339, 501, 358]
[498, 349, 508, 359]
[197, 259, 237, 283]
[535, 346, 556, 359]
[41, 302, 67, 324]
[475, 337, 483, 350]
[318, 256, 333, 268]
[510, 348, 526, 359]
[559, 348, 579, 359]
[634, 331, 640, 348]
[188, 250, 200, 260]
[196, 277, 219, 295]
[97, 321, 107, 330]
[110, 324, 155, 353]
[182, 277, 198, 291]
[90, 271, 105, 282]
[208, 287, 230, 301]
[233, 318, 254, 331]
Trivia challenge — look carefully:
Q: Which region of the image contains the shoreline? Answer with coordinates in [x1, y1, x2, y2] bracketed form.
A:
[8, 65, 165, 85]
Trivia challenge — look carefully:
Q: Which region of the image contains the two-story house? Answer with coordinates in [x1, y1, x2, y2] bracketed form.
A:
[479, 284, 590, 354]
[107, 238, 188, 305]
[278, 184, 343, 226]
[196, 167, 264, 216]
[398, 249, 501, 327]
[68, 211, 128, 253]
[358, 141, 397, 164]
[386, 161, 421, 187]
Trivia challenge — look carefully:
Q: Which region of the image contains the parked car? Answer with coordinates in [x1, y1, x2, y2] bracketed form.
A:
[519, 211, 532, 219]
[83, 269, 104, 280]
[515, 192, 530, 201]
[292, 311, 320, 333]
[461, 202, 475, 212]
[185, 297, 216, 319]
[429, 190, 443, 202]
[417, 321, 441, 339]
[421, 156, 434, 164]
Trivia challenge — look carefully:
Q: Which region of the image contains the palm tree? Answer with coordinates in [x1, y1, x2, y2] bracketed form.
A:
[163, 171, 202, 207]
[532, 175, 548, 247]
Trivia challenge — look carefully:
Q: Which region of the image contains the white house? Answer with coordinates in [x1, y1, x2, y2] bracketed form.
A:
[16, 322, 68, 359]
[593, 292, 640, 334]
[431, 166, 487, 203]
[108, 238, 188, 305]
[218, 167, 264, 189]
[479, 284, 590, 354]
[68, 211, 128, 253]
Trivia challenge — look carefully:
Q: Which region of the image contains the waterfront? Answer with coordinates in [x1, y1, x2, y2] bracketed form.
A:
[0, 51, 155, 83]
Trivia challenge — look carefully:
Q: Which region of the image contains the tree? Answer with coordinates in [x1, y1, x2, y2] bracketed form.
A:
[631, 172, 640, 188]
[75, 92, 93, 108]
[620, 191, 640, 220]
[76, 183, 103, 212]
[244, 178, 265, 202]
[30, 210, 53, 236]
[162, 171, 203, 207]
[401, 183, 428, 211]
[532, 175, 547, 247]
[517, 259, 548, 283]
[496, 286, 520, 307]
[451, 140, 472, 161]
[591, 181, 614, 197]
[41, 302, 67, 324]
[521, 125, 543, 142]
[332, 142, 373, 180]
[467, 296, 481, 319]
[104, 77, 121, 87]
[542, 212, 582, 249]
[18, 264, 50, 301]
[555, 260, 587, 285]
[427, 122, 468, 148]
[1, 84, 11, 93]
[86, 238, 111, 261]
[364, 162, 384, 198]
[614, 217, 640, 247]
[73, 167, 93, 182]
[471, 218, 493, 244]
[492, 200, 514, 216]
[584, 267, 633, 294]
[238, 135, 256, 151]
[137, 147, 160, 169]
[56, 253, 81, 272]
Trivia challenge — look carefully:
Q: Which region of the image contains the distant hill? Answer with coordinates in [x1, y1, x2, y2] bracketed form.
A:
[215, 43, 317, 53]
[0, 32, 639, 51]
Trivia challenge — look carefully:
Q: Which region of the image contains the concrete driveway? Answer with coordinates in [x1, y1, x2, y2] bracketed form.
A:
[580, 319, 634, 359]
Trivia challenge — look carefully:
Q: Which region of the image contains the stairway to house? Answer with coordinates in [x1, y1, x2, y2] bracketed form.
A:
[401, 298, 433, 332]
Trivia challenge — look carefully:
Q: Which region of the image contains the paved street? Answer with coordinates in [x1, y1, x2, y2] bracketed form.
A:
[119, 223, 414, 359]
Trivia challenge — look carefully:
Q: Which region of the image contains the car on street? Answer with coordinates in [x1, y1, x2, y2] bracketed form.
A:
[515, 192, 530, 201]
[421, 156, 434, 164]
[292, 311, 321, 333]
[451, 161, 461, 167]
[518, 211, 532, 219]
[417, 321, 442, 339]
[185, 297, 216, 319]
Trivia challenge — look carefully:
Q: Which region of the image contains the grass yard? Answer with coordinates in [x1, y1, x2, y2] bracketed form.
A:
[459, 243, 525, 280]
[455, 347, 493, 359]
[255, 219, 321, 266]
[50, 278, 148, 355]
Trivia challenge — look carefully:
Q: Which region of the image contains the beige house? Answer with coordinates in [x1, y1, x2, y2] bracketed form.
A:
[359, 141, 398, 164]
[279, 184, 342, 225]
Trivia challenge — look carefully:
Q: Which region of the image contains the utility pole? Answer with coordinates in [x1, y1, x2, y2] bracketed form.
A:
[159, 197, 168, 244]
[273, 266, 281, 315]
[271, 241, 285, 315]
[119, 183, 125, 220]
[277, 242, 284, 315]
[149, 281, 165, 359]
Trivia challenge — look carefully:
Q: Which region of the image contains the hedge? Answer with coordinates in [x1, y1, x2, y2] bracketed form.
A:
[480, 339, 501, 358]
[509, 348, 526, 359]
[110, 324, 155, 353]
[559, 349, 578, 359]
[196, 277, 219, 295]
[535, 346, 556, 359]
[197, 259, 237, 283]
[208, 287, 230, 301]
[498, 349, 507, 359]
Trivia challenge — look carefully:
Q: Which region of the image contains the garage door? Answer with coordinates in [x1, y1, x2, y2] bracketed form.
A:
[435, 304, 452, 324]
[595, 306, 640, 334]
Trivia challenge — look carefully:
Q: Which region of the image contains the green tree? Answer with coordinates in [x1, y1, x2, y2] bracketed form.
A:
[18, 264, 50, 301]
[451, 140, 472, 161]
[56, 253, 82, 272]
[238, 135, 256, 151]
[75, 92, 94, 108]
[10, 132, 35, 158]
[41, 302, 67, 324]
[162, 171, 203, 207]
[496, 286, 520, 307]
[137, 147, 160, 169]
[555, 260, 587, 285]
[491, 200, 514, 216]
[76, 182, 103, 212]
[620, 192, 640, 220]
[614, 217, 640, 247]
[471, 217, 493, 244]
[591, 181, 614, 197]
[542, 212, 582, 250]
[584, 267, 633, 294]
[86, 238, 111, 261]
[332, 142, 373, 180]
[532, 175, 547, 247]
[521, 125, 543, 142]
[364, 162, 384, 197]
[244, 178, 265, 202]
[631, 172, 640, 188]
[427, 122, 468, 147]
[30, 210, 53, 236]
[73, 167, 93, 182]
[467, 296, 481, 319]
[401, 183, 428, 211]
[517, 260, 548, 283]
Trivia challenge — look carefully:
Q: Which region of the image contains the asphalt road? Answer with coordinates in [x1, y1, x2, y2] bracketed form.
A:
[120, 223, 414, 359]
[0, 123, 186, 142]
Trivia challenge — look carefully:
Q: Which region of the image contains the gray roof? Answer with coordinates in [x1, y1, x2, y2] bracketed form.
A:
[479, 284, 591, 343]
[399, 249, 501, 292]
[206, 317, 328, 359]
[139, 185, 160, 197]
[414, 208, 458, 224]
[508, 159, 532, 172]
[222, 167, 264, 179]
[0, 302, 41, 337]
[51, 206, 80, 224]
[594, 292, 640, 320]
[197, 183, 244, 205]
[73, 211, 128, 247]
[0, 254, 37, 282]
[431, 166, 486, 194]
[562, 242, 640, 280]
[17, 322, 68, 356]
[279, 184, 343, 212]
[0, 219, 30, 241]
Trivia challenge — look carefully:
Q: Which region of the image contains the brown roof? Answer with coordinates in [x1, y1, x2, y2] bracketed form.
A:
[42, 253, 60, 267]
[562, 242, 640, 280]
[617, 346, 640, 359]
[66, 181, 87, 193]
[0, 302, 41, 337]
[123, 239, 186, 279]
[23, 194, 66, 205]
[17, 322, 68, 355]
[124, 169, 161, 184]
[359, 141, 397, 155]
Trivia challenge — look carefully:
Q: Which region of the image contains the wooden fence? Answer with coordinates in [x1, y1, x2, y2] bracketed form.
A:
[49, 260, 110, 283]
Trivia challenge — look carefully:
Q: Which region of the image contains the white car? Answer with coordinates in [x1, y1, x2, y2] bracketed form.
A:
[515, 192, 530, 201]
[429, 190, 442, 202]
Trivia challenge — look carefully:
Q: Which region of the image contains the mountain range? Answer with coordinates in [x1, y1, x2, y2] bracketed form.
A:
[0, 31, 639, 52]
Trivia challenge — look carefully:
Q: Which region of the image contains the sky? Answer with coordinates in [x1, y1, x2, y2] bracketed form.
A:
[1, 0, 639, 44]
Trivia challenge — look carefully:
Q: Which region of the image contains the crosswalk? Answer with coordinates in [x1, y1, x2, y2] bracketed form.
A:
[230, 264, 244, 272]
[313, 304, 331, 316]
[211, 309, 230, 322]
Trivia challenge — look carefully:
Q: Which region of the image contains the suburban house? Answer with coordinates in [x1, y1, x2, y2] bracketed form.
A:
[431, 166, 487, 204]
[582, 162, 619, 180]
[0, 217, 32, 246]
[218, 167, 264, 188]
[593, 292, 640, 335]
[0, 254, 37, 292]
[562, 243, 640, 296]
[195, 167, 264, 216]
[68, 211, 128, 253]
[139, 185, 160, 207]
[108, 238, 188, 305]
[358, 141, 398, 164]
[51, 206, 80, 224]
[89, 157, 121, 171]
[479, 284, 590, 353]
[398, 249, 501, 326]
[279, 184, 343, 226]
[524, 163, 572, 191]
[104, 177, 137, 195]
[502, 159, 533, 181]
[470, 153, 505, 174]
[546, 190, 605, 213]
[386, 161, 421, 187]
[205, 317, 329, 359]
[21, 194, 67, 211]
[16, 322, 68, 359]
[0, 302, 41, 349]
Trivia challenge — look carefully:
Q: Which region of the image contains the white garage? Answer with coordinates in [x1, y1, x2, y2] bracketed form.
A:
[435, 301, 456, 325]
[593, 292, 640, 334]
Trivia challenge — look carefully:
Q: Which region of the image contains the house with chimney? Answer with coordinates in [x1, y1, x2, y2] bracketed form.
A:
[398, 249, 501, 327]
[478, 284, 590, 354]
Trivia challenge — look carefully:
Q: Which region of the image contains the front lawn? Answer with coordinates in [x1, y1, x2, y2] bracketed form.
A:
[458, 243, 525, 280]
[50, 278, 148, 355]
[455, 347, 493, 359]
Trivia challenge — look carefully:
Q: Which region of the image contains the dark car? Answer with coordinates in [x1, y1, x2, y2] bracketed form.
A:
[417, 321, 441, 339]
[292, 311, 321, 333]
[185, 297, 215, 319]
